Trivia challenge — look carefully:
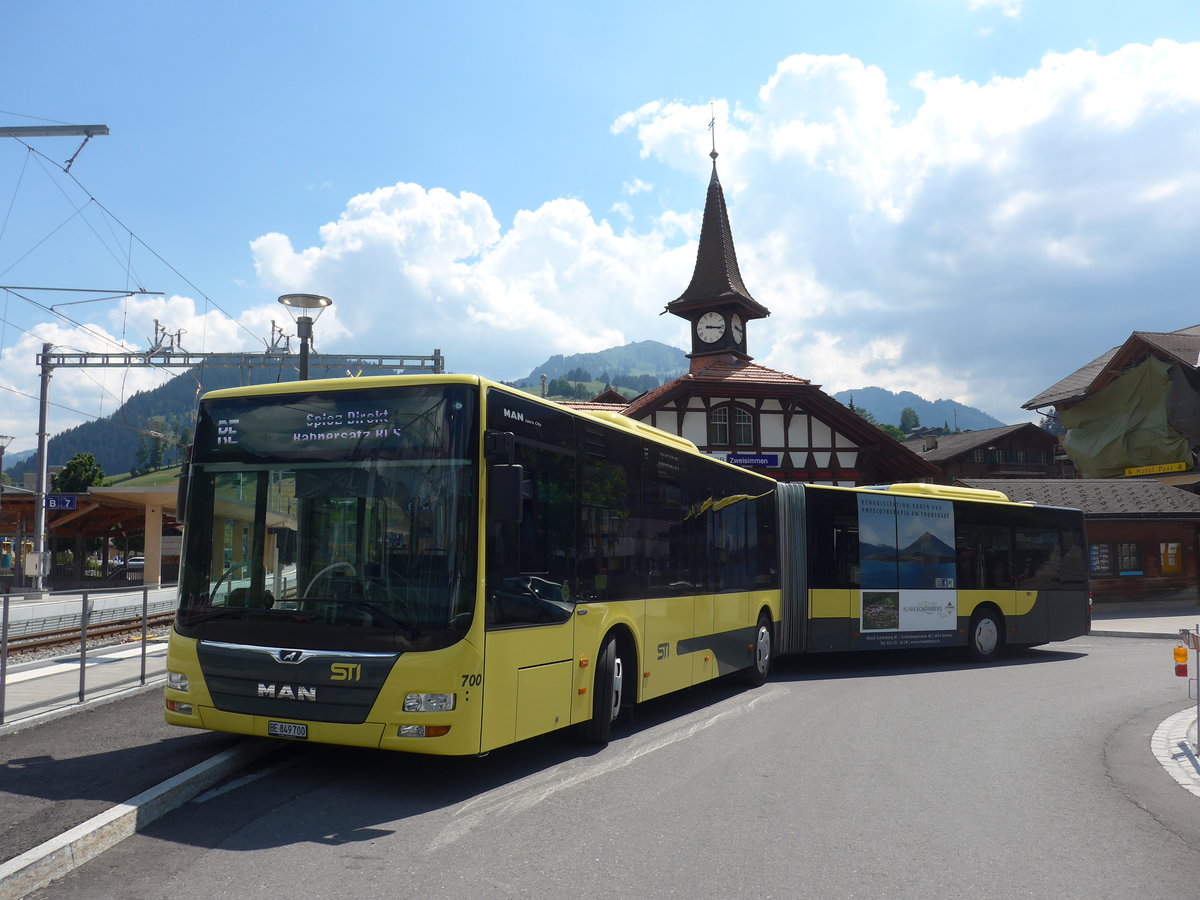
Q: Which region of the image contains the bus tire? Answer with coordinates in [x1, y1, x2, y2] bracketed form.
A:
[741, 613, 772, 686]
[580, 635, 623, 745]
[967, 606, 1004, 662]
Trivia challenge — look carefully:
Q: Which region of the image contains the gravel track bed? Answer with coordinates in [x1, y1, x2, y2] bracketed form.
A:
[3, 624, 173, 665]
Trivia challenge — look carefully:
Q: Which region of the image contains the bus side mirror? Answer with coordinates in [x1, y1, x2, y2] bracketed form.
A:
[485, 430, 516, 463]
[489, 465, 524, 522]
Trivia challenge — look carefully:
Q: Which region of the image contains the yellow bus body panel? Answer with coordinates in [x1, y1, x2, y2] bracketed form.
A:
[643, 596, 695, 700]
[809, 589, 852, 620]
[481, 618, 575, 752]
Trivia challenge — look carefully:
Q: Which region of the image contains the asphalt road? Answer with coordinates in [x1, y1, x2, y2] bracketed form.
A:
[19, 634, 1200, 899]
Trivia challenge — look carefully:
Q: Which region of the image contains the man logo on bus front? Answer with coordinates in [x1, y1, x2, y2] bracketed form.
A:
[277, 650, 304, 663]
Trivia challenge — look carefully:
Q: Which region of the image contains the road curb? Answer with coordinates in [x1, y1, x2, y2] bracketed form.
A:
[1089, 630, 1180, 640]
[0, 738, 277, 900]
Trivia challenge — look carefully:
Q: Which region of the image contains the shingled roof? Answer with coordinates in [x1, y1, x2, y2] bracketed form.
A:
[904, 423, 1048, 464]
[958, 478, 1200, 518]
[1023, 326, 1200, 410]
[664, 159, 769, 321]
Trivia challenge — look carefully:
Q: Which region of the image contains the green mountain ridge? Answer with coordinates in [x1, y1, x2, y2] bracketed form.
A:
[832, 386, 1007, 431]
[512, 340, 689, 387]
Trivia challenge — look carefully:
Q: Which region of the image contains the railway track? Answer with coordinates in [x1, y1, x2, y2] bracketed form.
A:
[3, 612, 176, 655]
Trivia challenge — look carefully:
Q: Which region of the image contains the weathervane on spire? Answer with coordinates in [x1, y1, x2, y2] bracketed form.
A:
[708, 101, 718, 161]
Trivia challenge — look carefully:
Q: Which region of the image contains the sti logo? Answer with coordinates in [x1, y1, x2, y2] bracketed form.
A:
[217, 418, 240, 445]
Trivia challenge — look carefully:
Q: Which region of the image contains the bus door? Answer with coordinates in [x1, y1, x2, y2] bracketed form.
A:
[481, 436, 577, 750]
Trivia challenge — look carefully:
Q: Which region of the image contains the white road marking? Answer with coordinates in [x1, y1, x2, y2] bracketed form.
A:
[430, 684, 787, 851]
[1151, 707, 1200, 799]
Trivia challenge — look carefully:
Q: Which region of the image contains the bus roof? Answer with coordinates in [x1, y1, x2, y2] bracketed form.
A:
[198, 372, 482, 401]
[198, 373, 769, 477]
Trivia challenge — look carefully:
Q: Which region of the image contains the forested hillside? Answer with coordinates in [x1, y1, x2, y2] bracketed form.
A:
[832, 387, 1007, 431]
[512, 340, 687, 388]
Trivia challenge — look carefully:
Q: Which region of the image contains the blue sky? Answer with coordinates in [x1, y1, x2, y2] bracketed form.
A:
[2, 0, 1200, 455]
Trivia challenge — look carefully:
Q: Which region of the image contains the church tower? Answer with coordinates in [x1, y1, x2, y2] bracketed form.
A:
[664, 150, 769, 371]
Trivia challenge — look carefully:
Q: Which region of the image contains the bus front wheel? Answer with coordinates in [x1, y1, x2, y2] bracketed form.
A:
[967, 607, 1004, 662]
[580, 635, 623, 746]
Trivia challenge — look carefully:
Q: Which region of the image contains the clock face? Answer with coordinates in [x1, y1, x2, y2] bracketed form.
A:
[696, 311, 725, 343]
[731, 313, 744, 344]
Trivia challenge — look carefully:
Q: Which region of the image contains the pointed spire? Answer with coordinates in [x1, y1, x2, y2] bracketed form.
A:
[665, 158, 769, 320]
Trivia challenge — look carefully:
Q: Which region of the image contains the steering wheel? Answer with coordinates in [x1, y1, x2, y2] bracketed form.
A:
[303, 561, 357, 598]
[209, 560, 251, 604]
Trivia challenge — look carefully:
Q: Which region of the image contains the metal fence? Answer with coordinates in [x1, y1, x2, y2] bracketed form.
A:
[0, 588, 171, 726]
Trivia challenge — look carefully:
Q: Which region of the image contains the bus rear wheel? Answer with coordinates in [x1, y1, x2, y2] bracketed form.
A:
[580, 635, 623, 745]
[967, 607, 1004, 662]
[741, 614, 772, 686]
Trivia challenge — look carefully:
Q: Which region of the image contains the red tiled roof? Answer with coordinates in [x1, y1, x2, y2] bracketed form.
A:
[560, 400, 631, 414]
[623, 359, 811, 416]
[590, 388, 629, 404]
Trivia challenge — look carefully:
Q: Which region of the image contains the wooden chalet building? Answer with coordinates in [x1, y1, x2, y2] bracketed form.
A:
[905, 423, 1074, 483]
[1023, 325, 1200, 484]
[569, 152, 935, 486]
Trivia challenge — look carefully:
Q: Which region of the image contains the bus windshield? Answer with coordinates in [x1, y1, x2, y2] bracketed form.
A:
[174, 384, 478, 652]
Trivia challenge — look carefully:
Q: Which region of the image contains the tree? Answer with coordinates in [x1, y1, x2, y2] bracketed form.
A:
[899, 407, 921, 432]
[51, 452, 105, 492]
[133, 434, 150, 476]
[1039, 413, 1065, 436]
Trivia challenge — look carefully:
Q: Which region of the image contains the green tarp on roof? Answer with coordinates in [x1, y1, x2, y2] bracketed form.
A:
[1060, 356, 1191, 478]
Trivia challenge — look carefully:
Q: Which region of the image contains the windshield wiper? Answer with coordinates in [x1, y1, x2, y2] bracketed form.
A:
[314, 597, 417, 636]
[178, 607, 247, 624]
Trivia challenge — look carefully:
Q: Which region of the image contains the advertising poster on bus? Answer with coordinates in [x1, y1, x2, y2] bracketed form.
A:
[857, 494, 958, 647]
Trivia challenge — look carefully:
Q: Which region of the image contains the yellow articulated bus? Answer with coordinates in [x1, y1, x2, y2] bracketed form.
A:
[164, 375, 1089, 755]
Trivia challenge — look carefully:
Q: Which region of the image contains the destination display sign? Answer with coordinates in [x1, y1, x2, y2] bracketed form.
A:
[193, 384, 476, 463]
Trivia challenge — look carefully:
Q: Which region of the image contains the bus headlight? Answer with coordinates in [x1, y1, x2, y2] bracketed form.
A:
[403, 692, 456, 712]
[167, 671, 190, 691]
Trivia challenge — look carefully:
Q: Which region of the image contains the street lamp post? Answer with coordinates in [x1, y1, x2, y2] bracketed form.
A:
[277, 294, 333, 381]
